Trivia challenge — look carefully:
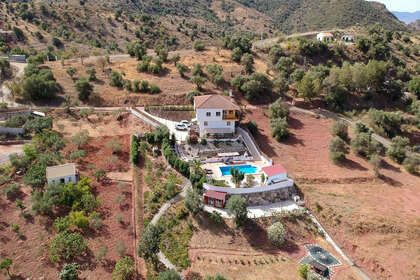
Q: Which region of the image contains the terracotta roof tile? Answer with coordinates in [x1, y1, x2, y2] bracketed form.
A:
[262, 164, 287, 176]
[194, 95, 239, 110]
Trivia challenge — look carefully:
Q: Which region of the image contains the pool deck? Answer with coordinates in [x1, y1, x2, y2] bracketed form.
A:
[202, 160, 266, 182]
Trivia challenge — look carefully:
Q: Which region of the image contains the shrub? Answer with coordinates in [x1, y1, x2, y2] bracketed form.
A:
[113, 256, 134, 280]
[68, 211, 89, 231]
[231, 47, 242, 62]
[331, 121, 348, 141]
[86, 67, 96, 81]
[369, 154, 382, 177]
[209, 211, 223, 224]
[106, 140, 122, 154]
[329, 136, 349, 163]
[240, 53, 254, 74]
[246, 121, 258, 136]
[140, 80, 149, 92]
[131, 134, 139, 164]
[115, 241, 126, 257]
[298, 264, 309, 278]
[269, 98, 289, 119]
[50, 231, 88, 262]
[386, 136, 409, 163]
[297, 74, 319, 102]
[270, 118, 289, 141]
[109, 71, 124, 88]
[408, 76, 420, 98]
[193, 40, 205, 51]
[325, 86, 348, 112]
[158, 270, 181, 280]
[71, 130, 89, 148]
[95, 245, 108, 262]
[5, 184, 20, 200]
[21, 65, 59, 101]
[350, 132, 384, 158]
[58, 263, 79, 280]
[267, 222, 286, 247]
[24, 117, 53, 133]
[226, 195, 247, 227]
[176, 63, 188, 77]
[149, 84, 161, 94]
[54, 216, 71, 232]
[368, 109, 405, 138]
[402, 155, 419, 174]
[23, 162, 46, 188]
[138, 224, 161, 261]
[66, 67, 77, 79]
[184, 188, 202, 215]
[69, 149, 87, 161]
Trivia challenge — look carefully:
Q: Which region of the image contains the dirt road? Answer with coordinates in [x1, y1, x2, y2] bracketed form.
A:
[0, 144, 24, 165]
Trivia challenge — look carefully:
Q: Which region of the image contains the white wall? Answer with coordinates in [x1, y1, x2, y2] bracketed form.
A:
[203, 179, 294, 194]
[47, 175, 77, 185]
[196, 108, 235, 136]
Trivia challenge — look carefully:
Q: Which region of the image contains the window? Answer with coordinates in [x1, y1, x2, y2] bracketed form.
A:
[229, 110, 233, 114]
[60, 178, 65, 184]
[206, 112, 211, 117]
[204, 121, 208, 126]
[227, 122, 231, 126]
[216, 111, 221, 116]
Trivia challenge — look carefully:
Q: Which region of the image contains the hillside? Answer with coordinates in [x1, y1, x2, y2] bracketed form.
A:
[393, 10, 420, 24]
[0, 0, 409, 54]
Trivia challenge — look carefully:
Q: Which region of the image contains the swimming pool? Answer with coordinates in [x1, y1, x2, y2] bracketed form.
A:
[220, 165, 258, 176]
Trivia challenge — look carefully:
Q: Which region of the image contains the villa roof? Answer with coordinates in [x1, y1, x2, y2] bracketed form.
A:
[46, 163, 77, 179]
[309, 260, 328, 273]
[194, 95, 240, 110]
[262, 164, 287, 176]
[318, 32, 333, 37]
[204, 190, 227, 201]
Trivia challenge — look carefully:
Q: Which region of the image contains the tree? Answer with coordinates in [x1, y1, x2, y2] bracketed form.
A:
[185, 188, 202, 215]
[66, 67, 77, 79]
[297, 74, 319, 102]
[225, 195, 247, 227]
[86, 67, 96, 81]
[0, 59, 12, 80]
[231, 47, 242, 62]
[23, 162, 46, 188]
[268, 44, 284, 64]
[126, 42, 146, 60]
[97, 57, 107, 72]
[75, 78, 93, 101]
[0, 258, 13, 278]
[270, 118, 289, 141]
[158, 270, 181, 280]
[58, 263, 79, 280]
[329, 136, 349, 163]
[403, 155, 419, 174]
[50, 231, 88, 263]
[113, 257, 134, 280]
[267, 222, 286, 247]
[350, 132, 383, 158]
[240, 53, 254, 74]
[386, 136, 409, 164]
[331, 121, 348, 141]
[408, 76, 420, 97]
[193, 40, 205, 51]
[298, 265, 309, 279]
[171, 54, 181, 65]
[369, 154, 382, 177]
[176, 63, 188, 78]
[24, 117, 53, 133]
[109, 71, 124, 88]
[269, 98, 289, 119]
[275, 57, 294, 76]
[71, 130, 89, 149]
[138, 224, 161, 261]
[191, 75, 206, 90]
[21, 67, 59, 101]
[230, 167, 245, 187]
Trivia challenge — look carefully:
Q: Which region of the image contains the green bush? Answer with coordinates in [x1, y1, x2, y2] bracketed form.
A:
[331, 121, 348, 141]
[50, 231, 88, 262]
[329, 136, 349, 163]
[350, 132, 384, 158]
[69, 149, 87, 161]
[269, 98, 289, 119]
[131, 134, 139, 164]
[184, 188, 202, 215]
[5, 184, 21, 200]
[109, 71, 124, 88]
[226, 195, 247, 227]
[270, 118, 289, 141]
[113, 256, 134, 280]
[403, 155, 419, 174]
[54, 216, 71, 232]
[58, 263, 79, 280]
[368, 109, 405, 138]
[149, 84, 161, 94]
[193, 40, 205, 51]
[386, 136, 409, 163]
[246, 121, 258, 136]
[158, 270, 181, 280]
[267, 222, 286, 247]
[21, 65, 59, 101]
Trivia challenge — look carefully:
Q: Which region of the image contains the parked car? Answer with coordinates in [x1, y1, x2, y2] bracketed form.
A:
[180, 120, 191, 127]
[175, 124, 188, 131]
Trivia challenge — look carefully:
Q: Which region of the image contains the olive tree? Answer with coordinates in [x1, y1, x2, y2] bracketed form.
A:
[226, 195, 247, 227]
[267, 222, 286, 247]
[184, 188, 202, 215]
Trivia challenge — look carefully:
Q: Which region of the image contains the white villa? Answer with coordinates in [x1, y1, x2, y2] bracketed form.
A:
[316, 32, 334, 42]
[341, 34, 355, 42]
[262, 164, 288, 185]
[194, 95, 240, 137]
[46, 163, 79, 184]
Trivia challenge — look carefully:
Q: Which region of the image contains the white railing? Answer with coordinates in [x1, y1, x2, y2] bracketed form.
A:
[202, 155, 253, 163]
[203, 179, 294, 194]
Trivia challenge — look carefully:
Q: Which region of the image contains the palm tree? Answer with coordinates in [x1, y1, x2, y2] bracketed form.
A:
[231, 167, 245, 188]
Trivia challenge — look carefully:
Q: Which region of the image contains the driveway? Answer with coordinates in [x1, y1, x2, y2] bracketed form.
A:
[138, 108, 189, 142]
[0, 144, 24, 165]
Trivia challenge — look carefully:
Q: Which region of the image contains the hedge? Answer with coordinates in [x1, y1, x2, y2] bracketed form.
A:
[131, 134, 139, 165]
[162, 140, 190, 177]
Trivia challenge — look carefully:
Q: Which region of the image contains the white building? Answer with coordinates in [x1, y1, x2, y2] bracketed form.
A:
[341, 34, 355, 42]
[316, 32, 334, 42]
[194, 95, 240, 137]
[262, 164, 288, 185]
[46, 163, 79, 184]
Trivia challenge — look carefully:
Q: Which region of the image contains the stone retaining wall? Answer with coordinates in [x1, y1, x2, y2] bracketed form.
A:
[242, 186, 294, 206]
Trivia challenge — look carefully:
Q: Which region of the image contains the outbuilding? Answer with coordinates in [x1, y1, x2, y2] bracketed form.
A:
[46, 163, 79, 184]
[262, 164, 288, 185]
[316, 32, 334, 42]
[341, 34, 355, 42]
[204, 190, 227, 208]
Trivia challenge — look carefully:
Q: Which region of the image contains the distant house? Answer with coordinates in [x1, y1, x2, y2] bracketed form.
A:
[341, 34, 355, 42]
[204, 190, 227, 208]
[262, 164, 288, 185]
[316, 32, 334, 42]
[194, 95, 240, 138]
[46, 163, 79, 184]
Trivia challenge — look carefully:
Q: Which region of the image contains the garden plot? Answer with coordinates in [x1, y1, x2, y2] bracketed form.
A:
[179, 139, 249, 159]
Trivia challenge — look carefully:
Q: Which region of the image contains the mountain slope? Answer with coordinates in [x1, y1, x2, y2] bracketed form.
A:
[393, 11, 420, 24]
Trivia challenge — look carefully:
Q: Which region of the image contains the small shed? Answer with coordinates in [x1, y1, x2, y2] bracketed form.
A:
[309, 260, 329, 277]
[316, 32, 334, 42]
[262, 164, 288, 185]
[46, 163, 79, 184]
[204, 190, 227, 208]
[341, 34, 355, 42]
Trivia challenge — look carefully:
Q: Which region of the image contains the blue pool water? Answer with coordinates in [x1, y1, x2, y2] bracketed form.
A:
[220, 165, 258, 176]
